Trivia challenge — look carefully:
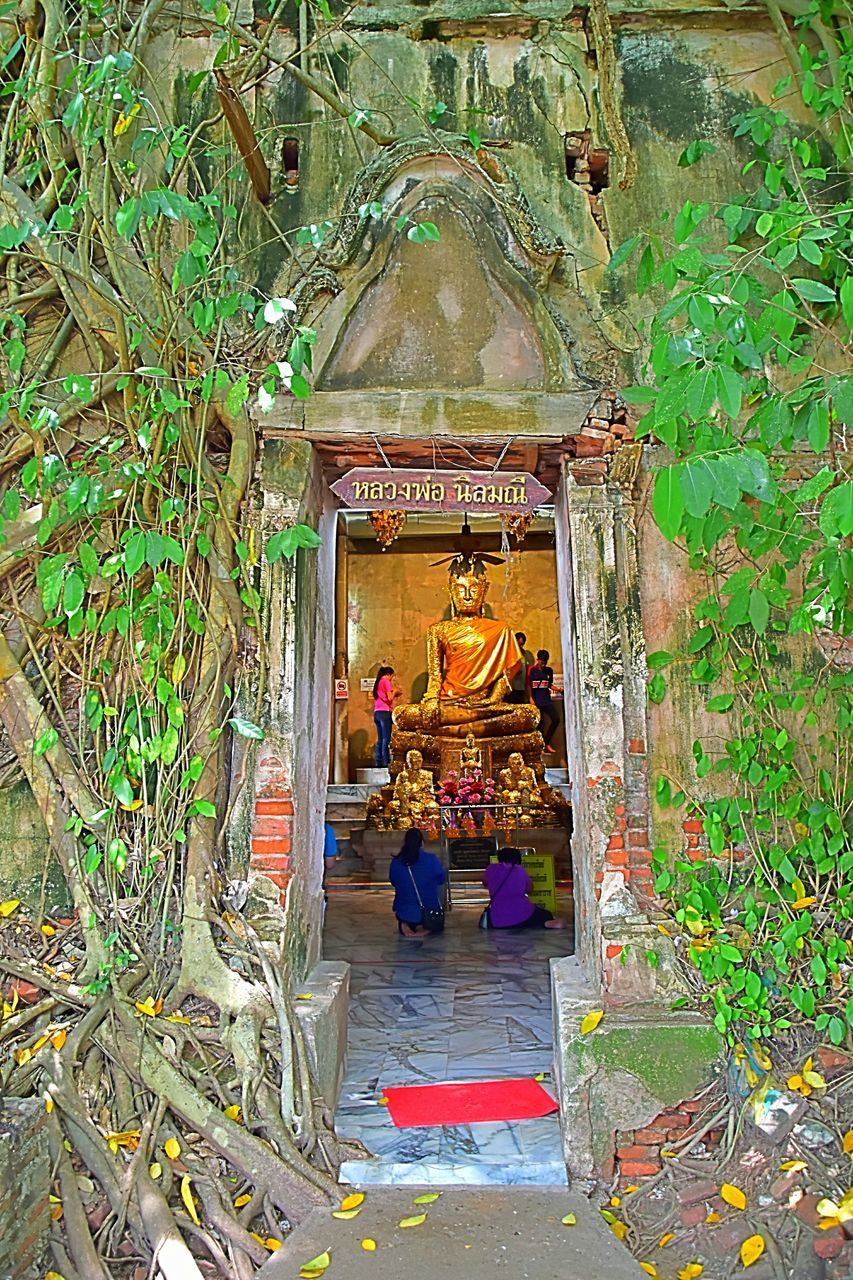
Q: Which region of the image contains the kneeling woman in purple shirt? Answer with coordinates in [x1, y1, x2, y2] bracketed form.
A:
[482, 847, 566, 930]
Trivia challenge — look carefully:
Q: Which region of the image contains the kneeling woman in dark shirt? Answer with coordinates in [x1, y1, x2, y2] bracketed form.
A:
[389, 829, 446, 938]
[482, 847, 566, 930]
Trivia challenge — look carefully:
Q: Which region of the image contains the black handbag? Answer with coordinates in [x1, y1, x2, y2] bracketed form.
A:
[479, 865, 514, 930]
[408, 866, 445, 933]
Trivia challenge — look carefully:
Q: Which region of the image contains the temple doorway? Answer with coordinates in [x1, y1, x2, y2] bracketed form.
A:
[321, 505, 575, 1183]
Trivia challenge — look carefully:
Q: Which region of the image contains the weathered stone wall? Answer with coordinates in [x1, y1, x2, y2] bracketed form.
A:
[0, 1097, 50, 1279]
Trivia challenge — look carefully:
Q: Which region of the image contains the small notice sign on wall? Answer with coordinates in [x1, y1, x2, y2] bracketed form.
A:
[334, 679, 349, 700]
[360, 678, 375, 692]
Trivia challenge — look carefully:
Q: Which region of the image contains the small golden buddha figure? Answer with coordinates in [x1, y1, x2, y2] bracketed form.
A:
[460, 733, 483, 777]
[389, 749, 439, 828]
[392, 558, 541, 773]
[499, 751, 543, 811]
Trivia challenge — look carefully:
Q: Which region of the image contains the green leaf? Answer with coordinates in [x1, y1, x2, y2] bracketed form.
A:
[228, 716, 265, 740]
[840, 276, 853, 332]
[647, 650, 675, 669]
[34, 726, 59, 757]
[606, 234, 641, 273]
[653, 467, 683, 541]
[124, 531, 146, 577]
[62, 571, 85, 617]
[716, 366, 743, 419]
[791, 277, 836, 304]
[648, 672, 667, 704]
[678, 139, 717, 166]
[681, 459, 714, 518]
[115, 198, 142, 240]
[110, 774, 134, 807]
[636, 244, 655, 295]
[194, 799, 217, 818]
[749, 588, 769, 634]
[819, 482, 853, 539]
[706, 693, 734, 712]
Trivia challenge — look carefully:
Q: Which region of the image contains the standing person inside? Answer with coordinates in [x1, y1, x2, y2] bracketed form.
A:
[389, 829, 446, 938]
[528, 649, 560, 755]
[507, 632, 534, 704]
[372, 665, 397, 767]
[482, 847, 565, 930]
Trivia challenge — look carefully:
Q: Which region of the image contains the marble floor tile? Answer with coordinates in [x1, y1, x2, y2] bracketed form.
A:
[327, 888, 571, 1185]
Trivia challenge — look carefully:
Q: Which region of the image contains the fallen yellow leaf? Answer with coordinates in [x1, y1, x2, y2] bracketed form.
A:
[580, 1009, 604, 1035]
[0, 899, 21, 917]
[180, 1175, 200, 1226]
[165, 1012, 191, 1024]
[299, 1269, 326, 1279]
[341, 1192, 365, 1211]
[164, 1137, 181, 1160]
[51, 1202, 64, 1221]
[45, 1096, 54, 1114]
[787, 1073, 812, 1097]
[624, 1185, 640, 1194]
[610, 1220, 629, 1241]
[780, 1160, 808, 1172]
[802, 1069, 826, 1089]
[105, 1129, 140, 1153]
[377, 1096, 389, 1106]
[791, 897, 816, 909]
[234, 1193, 252, 1208]
[740, 1235, 765, 1268]
[149, 1162, 162, 1179]
[113, 102, 141, 135]
[657, 923, 671, 936]
[844, 1132, 853, 1155]
[705, 1212, 721, 1224]
[265, 1238, 281, 1251]
[610, 1195, 621, 1207]
[562, 1213, 577, 1225]
[41, 924, 56, 936]
[296, 993, 313, 1000]
[224, 1104, 242, 1122]
[678, 1265, 703, 1280]
[361, 1239, 377, 1251]
[640, 1266, 657, 1278]
[658, 1232, 675, 1247]
[399, 1214, 427, 1228]
[413, 1193, 440, 1205]
[51, 1028, 67, 1051]
[661, 1149, 677, 1158]
[721, 1182, 747, 1211]
[332, 1209, 361, 1219]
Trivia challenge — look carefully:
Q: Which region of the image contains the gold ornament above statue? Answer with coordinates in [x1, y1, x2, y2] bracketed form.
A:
[391, 556, 543, 777]
[369, 509, 406, 550]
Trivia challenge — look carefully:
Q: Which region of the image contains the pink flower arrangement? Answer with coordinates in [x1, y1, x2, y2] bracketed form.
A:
[438, 767, 497, 815]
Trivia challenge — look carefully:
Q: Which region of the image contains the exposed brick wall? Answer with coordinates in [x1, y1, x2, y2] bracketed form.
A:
[566, 392, 634, 486]
[615, 1099, 722, 1189]
[251, 747, 294, 899]
[0, 1098, 50, 1280]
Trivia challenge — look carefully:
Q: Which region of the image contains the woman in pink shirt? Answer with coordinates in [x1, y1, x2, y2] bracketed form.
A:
[372, 665, 397, 767]
[482, 847, 565, 929]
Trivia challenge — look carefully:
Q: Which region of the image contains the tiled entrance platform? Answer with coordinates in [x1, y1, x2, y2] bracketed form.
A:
[325, 888, 573, 1185]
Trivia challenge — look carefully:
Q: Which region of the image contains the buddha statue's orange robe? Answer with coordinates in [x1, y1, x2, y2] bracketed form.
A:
[436, 617, 521, 701]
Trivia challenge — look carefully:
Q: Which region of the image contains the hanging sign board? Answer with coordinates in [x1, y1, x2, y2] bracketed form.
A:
[330, 468, 552, 514]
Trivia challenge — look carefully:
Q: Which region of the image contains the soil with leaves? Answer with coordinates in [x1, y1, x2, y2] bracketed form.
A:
[609, 1048, 853, 1279]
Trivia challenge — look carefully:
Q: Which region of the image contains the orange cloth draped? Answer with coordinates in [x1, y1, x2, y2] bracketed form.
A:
[438, 618, 521, 700]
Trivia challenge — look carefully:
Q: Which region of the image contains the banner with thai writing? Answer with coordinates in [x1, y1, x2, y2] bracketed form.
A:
[330, 468, 552, 513]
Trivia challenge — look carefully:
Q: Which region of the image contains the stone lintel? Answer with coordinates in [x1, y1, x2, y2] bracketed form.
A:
[258, 390, 599, 441]
[341, 0, 762, 28]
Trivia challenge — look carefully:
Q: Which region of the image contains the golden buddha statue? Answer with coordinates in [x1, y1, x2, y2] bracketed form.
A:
[392, 558, 542, 776]
[389, 749, 439, 828]
[460, 733, 483, 777]
[499, 751, 543, 811]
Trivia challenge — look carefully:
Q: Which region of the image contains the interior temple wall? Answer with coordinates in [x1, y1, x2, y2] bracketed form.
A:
[344, 542, 563, 775]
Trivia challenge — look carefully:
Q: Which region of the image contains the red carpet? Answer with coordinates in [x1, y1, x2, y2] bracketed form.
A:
[383, 1078, 559, 1128]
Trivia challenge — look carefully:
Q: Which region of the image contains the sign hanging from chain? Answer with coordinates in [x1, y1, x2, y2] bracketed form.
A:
[330, 469, 552, 514]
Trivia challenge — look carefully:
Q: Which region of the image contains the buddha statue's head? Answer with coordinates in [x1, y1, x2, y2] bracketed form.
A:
[406, 749, 423, 772]
[448, 558, 488, 617]
[508, 751, 525, 774]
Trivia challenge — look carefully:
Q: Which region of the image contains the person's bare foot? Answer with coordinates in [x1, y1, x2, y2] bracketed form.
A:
[544, 918, 567, 930]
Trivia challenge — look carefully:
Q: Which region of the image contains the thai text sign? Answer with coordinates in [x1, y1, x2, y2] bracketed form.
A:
[330, 468, 551, 513]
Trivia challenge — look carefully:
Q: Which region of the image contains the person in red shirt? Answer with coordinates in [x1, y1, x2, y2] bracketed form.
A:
[372, 666, 398, 767]
[527, 649, 560, 754]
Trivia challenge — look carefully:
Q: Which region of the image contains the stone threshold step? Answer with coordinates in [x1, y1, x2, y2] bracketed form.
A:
[339, 1158, 568, 1186]
[257, 1186, 646, 1279]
